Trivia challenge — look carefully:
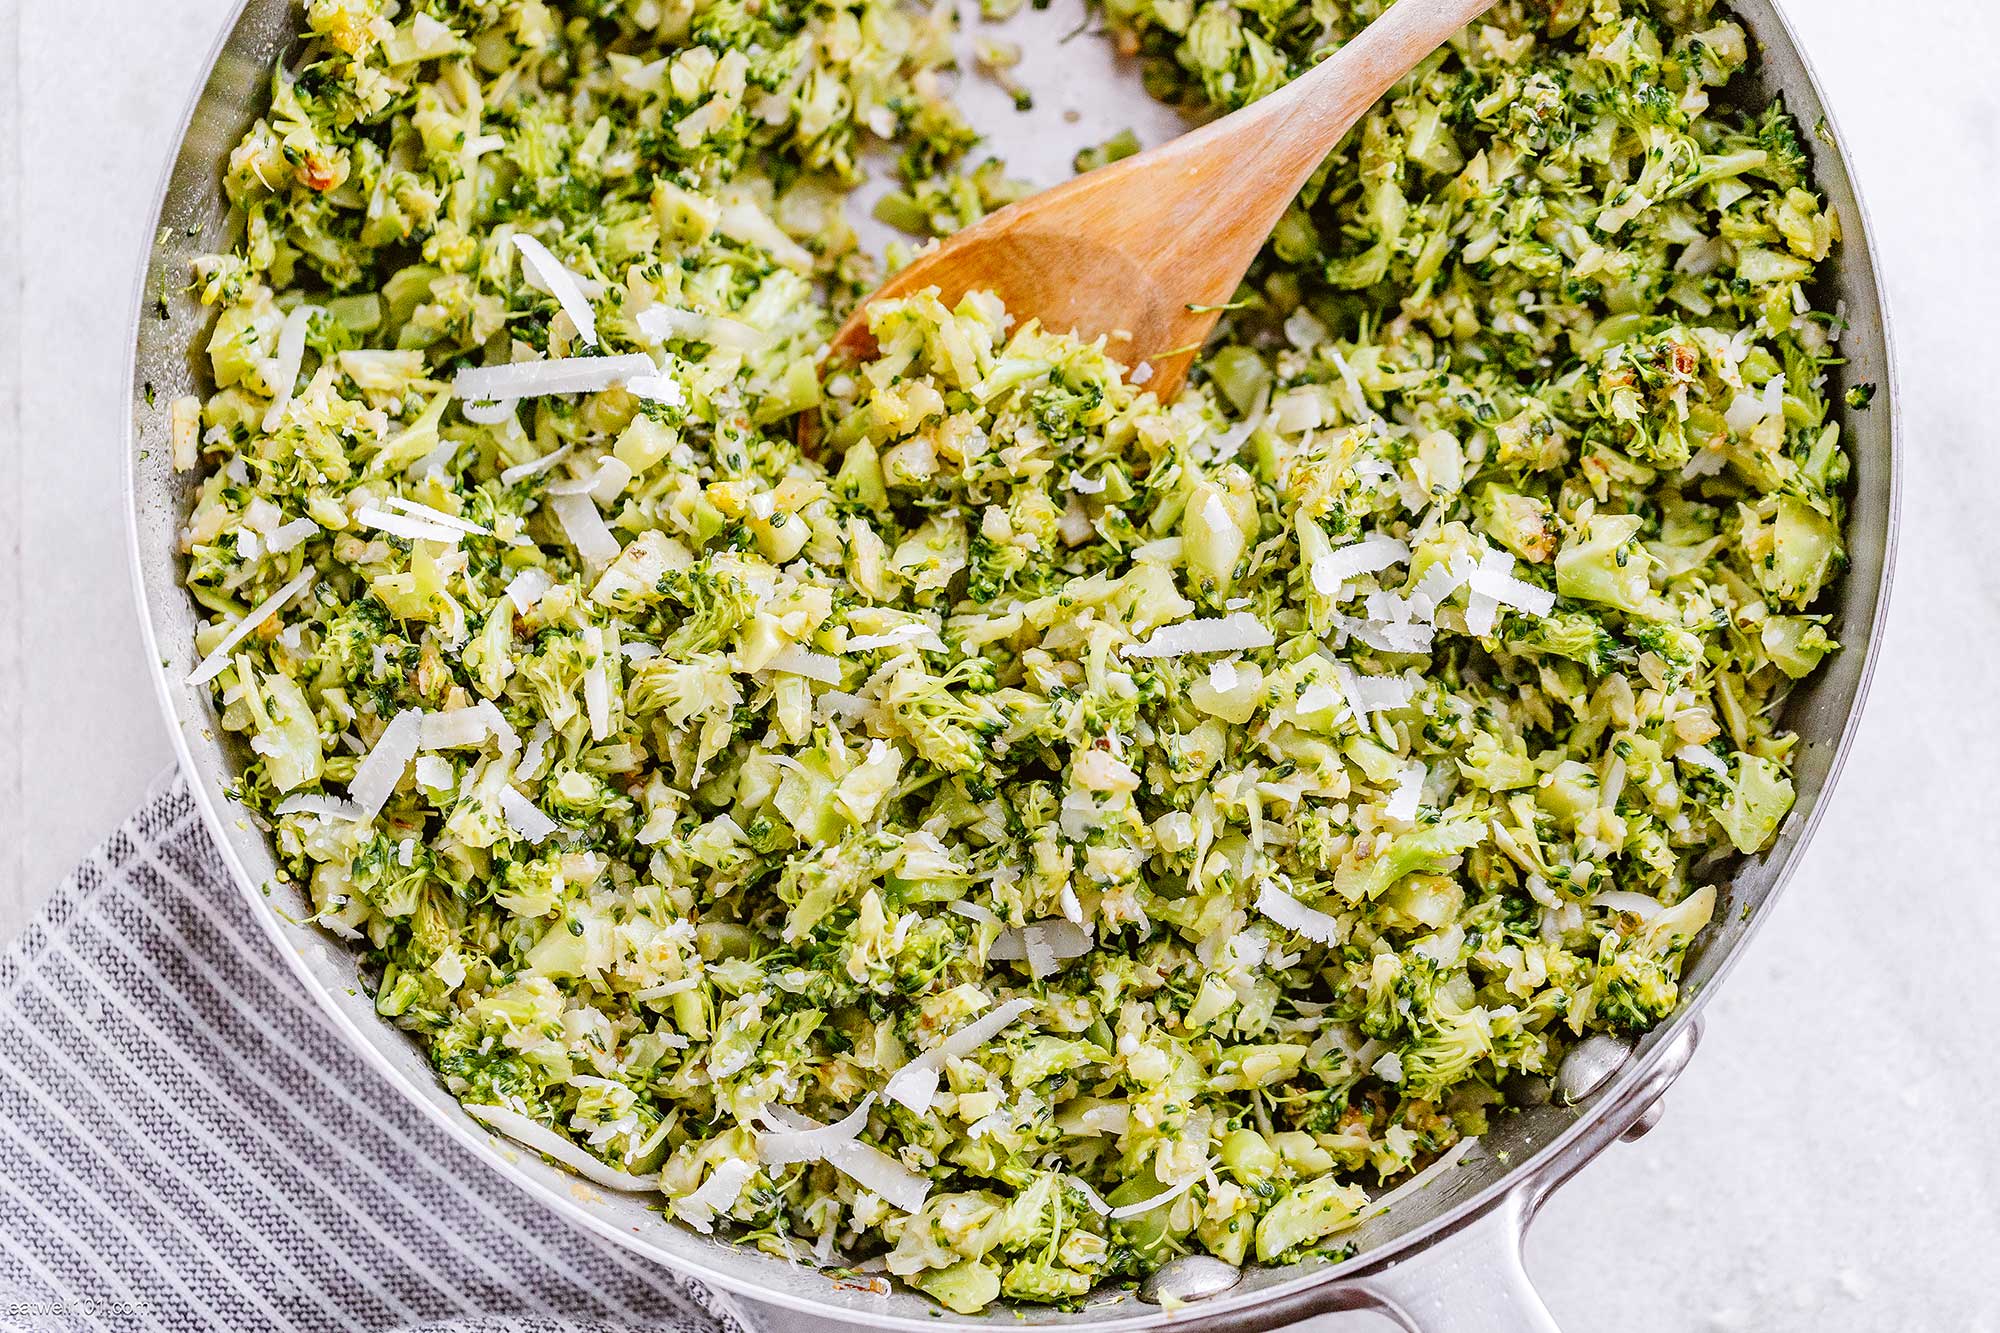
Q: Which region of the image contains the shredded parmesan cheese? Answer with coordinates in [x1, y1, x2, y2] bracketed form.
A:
[1311, 535, 1411, 596]
[842, 623, 934, 652]
[499, 445, 573, 485]
[766, 645, 843, 683]
[588, 457, 635, 507]
[273, 793, 364, 821]
[357, 506, 465, 546]
[511, 233, 600, 347]
[260, 305, 318, 433]
[626, 372, 687, 407]
[186, 571, 316, 686]
[989, 920, 1093, 977]
[497, 786, 559, 844]
[1108, 1174, 1200, 1220]
[171, 396, 202, 472]
[1068, 1177, 1114, 1216]
[517, 722, 553, 782]
[347, 709, 422, 819]
[676, 1159, 755, 1234]
[505, 567, 554, 614]
[264, 517, 318, 554]
[382, 496, 490, 536]
[881, 998, 1036, 1112]
[453, 353, 656, 412]
[1123, 612, 1274, 659]
[1382, 761, 1427, 825]
[414, 754, 454, 790]
[548, 491, 622, 569]
[1466, 563, 1555, 619]
[1724, 372, 1785, 434]
[1333, 661, 1416, 715]
[1676, 745, 1729, 777]
[582, 625, 611, 741]
[465, 1103, 661, 1191]
[1256, 879, 1342, 945]
[758, 1100, 930, 1213]
[420, 708, 491, 750]
[1590, 889, 1664, 919]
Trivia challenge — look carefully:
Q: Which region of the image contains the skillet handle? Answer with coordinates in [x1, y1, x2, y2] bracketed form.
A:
[1348, 1191, 1558, 1332]
[1339, 1019, 1702, 1332]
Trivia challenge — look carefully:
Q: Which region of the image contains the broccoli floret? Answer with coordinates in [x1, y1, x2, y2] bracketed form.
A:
[1758, 494, 1842, 609]
[1760, 615, 1837, 678]
[883, 660, 1005, 773]
[1336, 817, 1488, 903]
[1073, 129, 1141, 175]
[1400, 1000, 1496, 1097]
[1752, 100, 1810, 188]
[1555, 514, 1662, 616]
[1508, 610, 1629, 676]
[1625, 618, 1705, 687]
[315, 597, 399, 684]
[1474, 484, 1557, 563]
[1458, 731, 1538, 792]
[1593, 946, 1682, 1031]
[659, 564, 757, 654]
[1717, 753, 1795, 854]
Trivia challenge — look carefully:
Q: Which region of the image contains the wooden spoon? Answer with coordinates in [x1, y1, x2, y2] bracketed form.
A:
[816, 0, 1496, 410]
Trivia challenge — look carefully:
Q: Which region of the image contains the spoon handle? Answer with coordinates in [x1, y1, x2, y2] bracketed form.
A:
[1259, 0, 1497, 187]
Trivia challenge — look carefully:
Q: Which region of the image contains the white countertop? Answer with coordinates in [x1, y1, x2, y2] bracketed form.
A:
[3, 1, 1996, 1328]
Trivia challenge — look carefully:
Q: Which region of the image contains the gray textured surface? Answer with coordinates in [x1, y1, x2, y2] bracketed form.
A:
[8, 0, 198, 913]
[2, 1, 1997, 1330]
[0, 0, 21, 908]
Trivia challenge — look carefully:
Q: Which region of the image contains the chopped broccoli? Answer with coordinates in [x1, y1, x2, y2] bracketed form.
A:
[182, 0, 1848, 1312]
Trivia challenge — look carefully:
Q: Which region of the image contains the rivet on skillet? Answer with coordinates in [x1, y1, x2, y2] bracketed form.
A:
[1619, 1097, 1667, 1142]
[1555, 1033, 1633, 1105]
[1138, 1255, 1243, 1305]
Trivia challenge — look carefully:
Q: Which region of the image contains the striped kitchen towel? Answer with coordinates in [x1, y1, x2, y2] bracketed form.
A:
[0, 774, 758, 1333]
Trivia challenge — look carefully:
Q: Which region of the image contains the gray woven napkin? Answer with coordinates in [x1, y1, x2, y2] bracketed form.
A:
[0, 773, 758, 1333]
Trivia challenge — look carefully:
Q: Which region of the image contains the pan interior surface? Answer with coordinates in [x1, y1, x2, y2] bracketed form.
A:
[126, 1, 1895, 1327]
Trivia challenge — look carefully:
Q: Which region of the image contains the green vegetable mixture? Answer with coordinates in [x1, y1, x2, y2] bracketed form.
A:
[178, 0, 1851, 1310]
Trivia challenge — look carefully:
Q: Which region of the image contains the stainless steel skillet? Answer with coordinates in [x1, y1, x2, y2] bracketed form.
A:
[124, 2, 1898, 1328]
